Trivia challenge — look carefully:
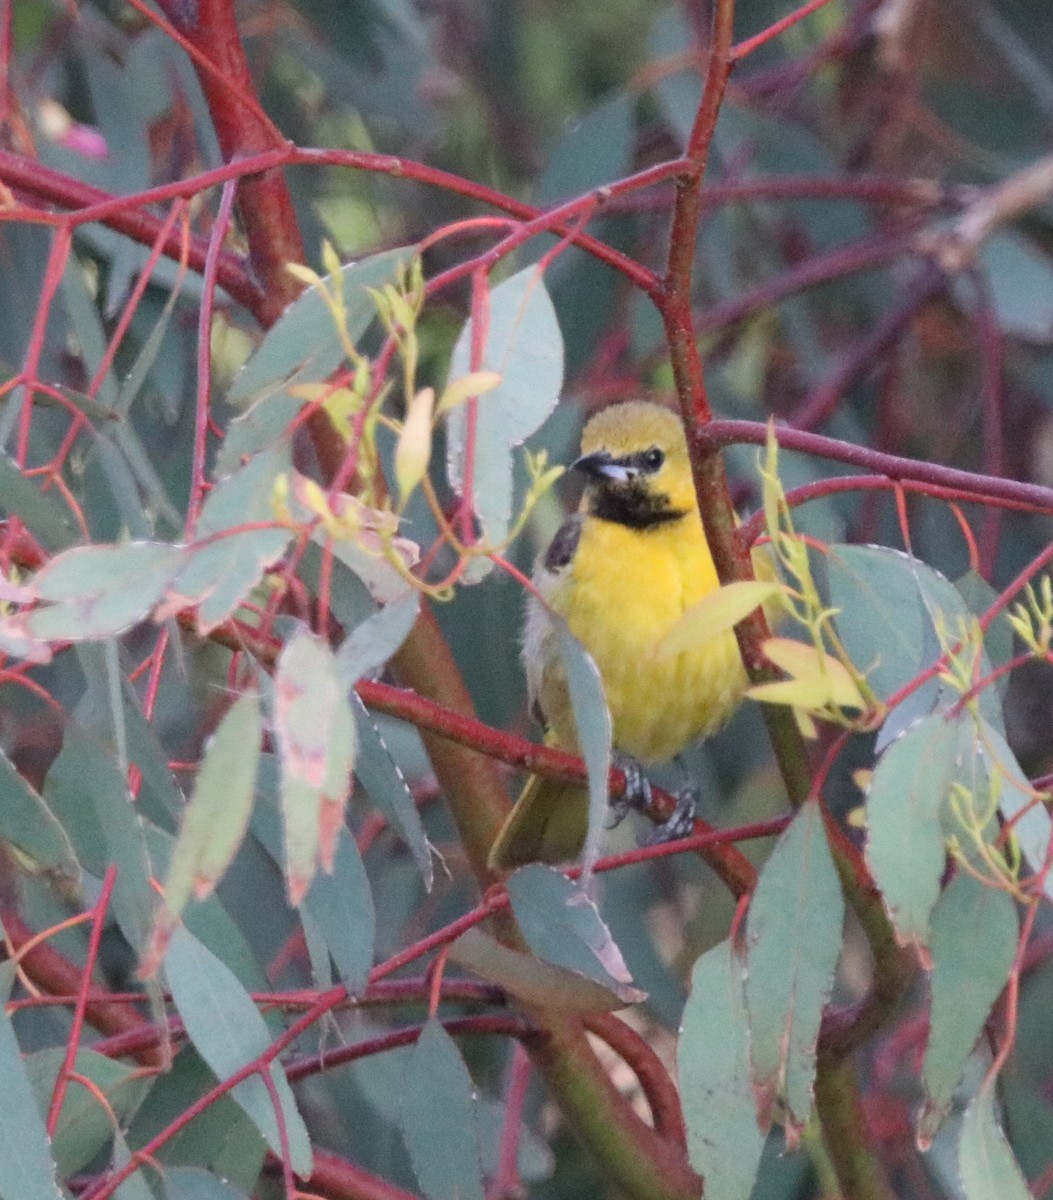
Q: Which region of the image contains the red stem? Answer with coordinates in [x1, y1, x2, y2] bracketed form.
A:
[45, 866, 118, 1137]
[702, 419, 1053, 514]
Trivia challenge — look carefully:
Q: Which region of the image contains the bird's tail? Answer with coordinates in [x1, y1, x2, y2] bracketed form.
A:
[487, 772, 589, 872]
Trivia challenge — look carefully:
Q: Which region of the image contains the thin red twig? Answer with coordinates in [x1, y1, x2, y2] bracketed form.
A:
[45, 866, 118, 1138]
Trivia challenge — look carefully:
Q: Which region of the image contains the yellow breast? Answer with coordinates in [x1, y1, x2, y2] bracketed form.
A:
[534, 512, 748, 763]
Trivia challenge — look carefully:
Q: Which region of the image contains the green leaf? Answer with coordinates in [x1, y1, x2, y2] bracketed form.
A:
[274, 626, 356, 905]
[865, 712, 964, 946]
[745, 798, 843, 1131]
[352, 696, 433, 886]
[301, 827, 375, 992]
[24, 542, 185, 642]
[251, 786, 375, 994]
[146, 691, 262, 971]
[0, 452, 78, 550]
[164, 926, 312, 1176]
[0, 964, 62, 1200]
[228, 246, 415, 404]
[959, 1083, 1031, 1200]
[656, 580, 784, 660]
[450, 927, 634, 1012]
[123, 1045, 265, 1191]
[981, 230, 1053, 339]
[920, 873, 1018, 1142]
[536, 92, 633, 204]
[111, 1132, 153, 1200]
[216, 392, 302, 476]
[446, 265, 564, 549]
[162, 1167, 250, 1199]
[956, 571, 1013, 683]
[400, 1019, 485, 1200]
[24, 1048, 151, 1177]
[44, 731, 154, 952]
[0, 748, 77, 876]
[334, 590, 420, 687]
[174, 446, 293, 634]
[679, 940, 766, 1200]
[554, 621, 611, 879]
[824, 545, 1001, 745]
[978, 721, 1053, 902]
[507, 864, 644, 1003]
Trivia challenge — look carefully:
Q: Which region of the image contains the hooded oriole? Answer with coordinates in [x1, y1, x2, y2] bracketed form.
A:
[488, 400, 753, 871]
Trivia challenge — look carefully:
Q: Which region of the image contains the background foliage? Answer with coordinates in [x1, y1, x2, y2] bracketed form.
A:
[3, 1, 1053, 1199]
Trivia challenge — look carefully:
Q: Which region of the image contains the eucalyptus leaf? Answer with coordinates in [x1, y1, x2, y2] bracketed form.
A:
[400, 1019, 485, 1200]
[679, 939, 765, 1200]
[228, 247, 415, 404]
[446, 266, 564, 549]
[745, 799, 843, 1131]
[164, 926, 312, 1176]
[0, 964, 62, 1200]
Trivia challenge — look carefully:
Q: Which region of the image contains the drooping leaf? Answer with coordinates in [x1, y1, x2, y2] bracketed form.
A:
[506, 864, 644, 1003]
[554, 621, 611, 879]
[145, 691, 262, 972]
[745, 798, 844, 1132]
[228, 247, 415, 404]
[446, 265, 564, 551]
[251, 783, 375, 994]
[0, 964, 62, 1200]
[679, 939, 766, 1200]
[920, 872, 1018, 1143]
[399, 1019, 485, 1200]
[865, 712, 965, 946]
[164, 926, 312, 1176]
[352, 696, 433, 886]
[273, 626, 356, 904]
[959, 1083, 1031, 1200]
[300, 827, 375, 993]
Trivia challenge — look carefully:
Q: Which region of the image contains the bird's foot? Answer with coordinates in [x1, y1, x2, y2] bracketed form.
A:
[606, 754, 652, 829]
[643, 787, 698, 846]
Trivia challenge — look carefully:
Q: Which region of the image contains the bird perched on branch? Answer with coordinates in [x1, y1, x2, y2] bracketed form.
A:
[488, 400, 756, 871]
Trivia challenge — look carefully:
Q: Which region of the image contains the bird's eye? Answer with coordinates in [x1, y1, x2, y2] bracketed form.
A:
[641, 447, 664, 472]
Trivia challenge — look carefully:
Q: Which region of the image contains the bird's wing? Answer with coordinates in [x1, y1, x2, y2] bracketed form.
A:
[540, 513, 583, 574]
[521, 513, 583, 742]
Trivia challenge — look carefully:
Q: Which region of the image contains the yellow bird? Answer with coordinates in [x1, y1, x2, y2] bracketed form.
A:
[488, 400, 753, 871]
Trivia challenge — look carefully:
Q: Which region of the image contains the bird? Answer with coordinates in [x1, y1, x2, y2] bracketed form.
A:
[488, 400, 755, 871]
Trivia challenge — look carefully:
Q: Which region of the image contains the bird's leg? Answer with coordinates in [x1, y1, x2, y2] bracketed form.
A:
[642, 787, 697, 845]
[606, 753, 652, 828]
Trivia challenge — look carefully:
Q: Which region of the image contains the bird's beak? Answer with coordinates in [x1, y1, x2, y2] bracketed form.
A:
[573, 451, 635, 483]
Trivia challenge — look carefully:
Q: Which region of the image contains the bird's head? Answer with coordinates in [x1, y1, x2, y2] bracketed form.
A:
[573, 401, 697, 530]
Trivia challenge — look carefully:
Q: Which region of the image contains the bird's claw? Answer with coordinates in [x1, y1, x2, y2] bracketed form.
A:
[643, 787, 697, 846]
[606, 755, 653, 828]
